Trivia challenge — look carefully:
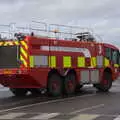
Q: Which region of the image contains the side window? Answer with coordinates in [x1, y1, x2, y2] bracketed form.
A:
[118, 52, 120, 65]
[112, 50, 118, 64]
[105, 48, 111, 60]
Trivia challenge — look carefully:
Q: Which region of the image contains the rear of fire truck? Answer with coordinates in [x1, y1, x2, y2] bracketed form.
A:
[0, 33, 32, 96]
[0, 22, 48, 96]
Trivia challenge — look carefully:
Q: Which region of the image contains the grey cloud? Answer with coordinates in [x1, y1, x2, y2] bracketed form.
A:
[0, 0, 119, 47]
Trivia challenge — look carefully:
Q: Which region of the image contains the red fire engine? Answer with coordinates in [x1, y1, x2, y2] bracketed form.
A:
[0, 22, 119, 97]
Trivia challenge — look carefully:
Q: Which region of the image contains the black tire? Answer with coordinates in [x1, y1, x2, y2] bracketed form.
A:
[94, 72, 112, 92]
[10, 88, 28, 97]
[47, 74, 63, 97]
[64, 73, 76, 95]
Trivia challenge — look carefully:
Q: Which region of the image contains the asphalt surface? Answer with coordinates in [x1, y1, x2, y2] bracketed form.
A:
[0, 79, 120, 120]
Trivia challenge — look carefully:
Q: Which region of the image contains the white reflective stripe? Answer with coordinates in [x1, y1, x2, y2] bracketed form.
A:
[30, 113, 60, 120]
[41, 46, 91, 57]
[34, 56, 48, 66]
[114, 115, 120, 120]
[70, 114, 99, 120]
[0, 113, 26, 119]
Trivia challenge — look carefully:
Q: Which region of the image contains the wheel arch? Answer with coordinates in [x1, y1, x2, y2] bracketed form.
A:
[66, 69, 77, 76]
[103, 67, 113, 81]
[48, 69, 61, 79]
[64, 69, 78, 82]
[47, 68, 78, 85]
[104, 67, 112, 74]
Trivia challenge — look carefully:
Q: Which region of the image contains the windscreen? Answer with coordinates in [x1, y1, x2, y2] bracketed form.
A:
[0, 46, 19, 68]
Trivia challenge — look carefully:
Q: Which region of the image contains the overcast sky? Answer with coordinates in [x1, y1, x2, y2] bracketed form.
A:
[0, 0, 120, 48]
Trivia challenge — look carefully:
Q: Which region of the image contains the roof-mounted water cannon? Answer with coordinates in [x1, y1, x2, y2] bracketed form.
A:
[74, 32, 95, 42]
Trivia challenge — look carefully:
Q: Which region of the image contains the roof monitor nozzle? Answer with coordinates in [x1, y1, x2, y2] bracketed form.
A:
[75, 32, 95, 42]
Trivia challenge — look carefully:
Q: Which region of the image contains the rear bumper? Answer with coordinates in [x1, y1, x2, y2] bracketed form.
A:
[0, 68, 46, 88]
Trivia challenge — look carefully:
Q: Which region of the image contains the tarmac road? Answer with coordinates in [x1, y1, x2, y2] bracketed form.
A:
[0, 78, 120, 120]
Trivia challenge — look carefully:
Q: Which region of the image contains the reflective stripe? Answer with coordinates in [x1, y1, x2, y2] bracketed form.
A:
[78, 57, 85, 67]
[104, 58, 110, 67]
[20, 41, 28, 49]
[91, 57, 96, 67]
[20, 55, 27, 67]
[20, 47, 28, 59]
[20, 40, 28, 67]
[114, 64, 119, 67]
[49, 56, 56, 68]
[14, 41, 19, 45]
[41, 46, 91, 57]
[34, 56, 48, 66]
[30, 56, 34, 67]
[0, 42, 3, 46]
[63, 56, 71, 68]
[4, 42, 13, 46]
[0, 41, 19, 46]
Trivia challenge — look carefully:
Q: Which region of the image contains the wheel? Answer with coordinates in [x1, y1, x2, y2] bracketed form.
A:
[47, 74, 63, 97]
[94, 72, 112, 92]
[10, 88, 28, 97]
[64, 73, 76, 95]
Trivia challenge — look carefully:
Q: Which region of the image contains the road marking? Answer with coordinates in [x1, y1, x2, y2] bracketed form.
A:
[70, 104, 104, 114]
[70, 114, 99, 120]
[114, 115, 120, 120]
[0, 94, 96, 113]
[30, 113, 60, 119]
[0, 112, 26, 119]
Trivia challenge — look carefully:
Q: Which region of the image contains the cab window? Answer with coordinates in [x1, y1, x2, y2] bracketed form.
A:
[105, 47, 111, 60]
[118, 52, 120, 65]
[112, 50, 119, 64]
[105, 47, 119, 64]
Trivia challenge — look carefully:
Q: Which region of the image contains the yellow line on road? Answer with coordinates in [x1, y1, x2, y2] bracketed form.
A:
[70, 114, 99, 120]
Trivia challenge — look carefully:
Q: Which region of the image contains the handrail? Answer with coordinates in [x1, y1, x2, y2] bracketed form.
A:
[0, 21, 103, 42]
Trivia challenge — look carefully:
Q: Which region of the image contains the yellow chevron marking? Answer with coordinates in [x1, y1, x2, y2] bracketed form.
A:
[20, 47, 28, 59]
[20, 41, 28, 50]
[0, 41, 19, 46]
[4, 42, 13, 46]
[14, 41, 19, 45]
[20, 55, 27, 67]
[0, 42, 3, 46]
